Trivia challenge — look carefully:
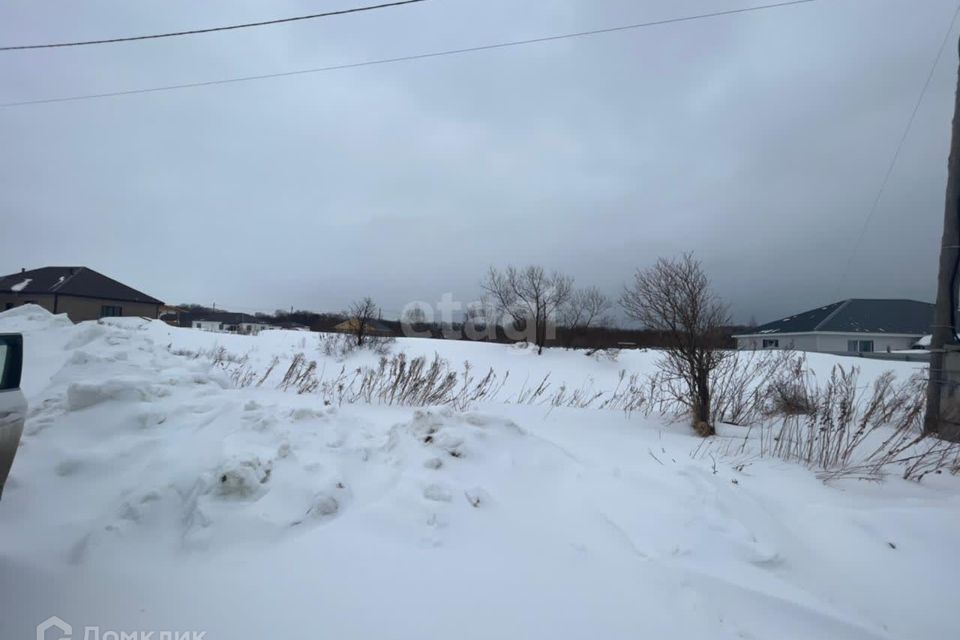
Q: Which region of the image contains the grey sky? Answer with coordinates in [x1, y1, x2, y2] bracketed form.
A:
[0, 0, 955, 324]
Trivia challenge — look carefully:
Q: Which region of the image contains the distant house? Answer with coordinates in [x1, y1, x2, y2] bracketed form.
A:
[159, 305, 187, 327]
[191, 312, 271, 335]
[0, 266, 163, 322]
[332, 317, 393, 336]
[734, 299, 934, 354]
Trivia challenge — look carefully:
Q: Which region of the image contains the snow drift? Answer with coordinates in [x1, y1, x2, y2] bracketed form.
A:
[0, 305, 957, 640]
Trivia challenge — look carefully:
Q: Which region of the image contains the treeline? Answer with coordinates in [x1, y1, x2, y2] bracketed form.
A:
[176, 305, 748, 350]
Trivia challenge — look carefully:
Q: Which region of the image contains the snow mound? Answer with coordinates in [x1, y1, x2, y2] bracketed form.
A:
[392, 408, 524, 461]
[0, 302, 72, 331]
[211, 456, 272, 500]
[66, 377, 167, 410]
[62, 322, 110, 349]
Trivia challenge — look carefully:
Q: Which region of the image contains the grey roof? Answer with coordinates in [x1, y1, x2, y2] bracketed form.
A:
[0, 266, 163, 305]
[746, 299, 933, 335]
[748, 301, 846, 335]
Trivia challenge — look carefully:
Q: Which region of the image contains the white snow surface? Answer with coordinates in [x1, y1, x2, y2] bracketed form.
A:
[0, 305, 956, 639]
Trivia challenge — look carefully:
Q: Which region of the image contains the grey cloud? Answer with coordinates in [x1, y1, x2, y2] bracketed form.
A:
[0, 0, 955, 322]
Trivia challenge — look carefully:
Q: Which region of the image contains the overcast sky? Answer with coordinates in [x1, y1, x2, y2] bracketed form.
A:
[0, 0, 956, 323]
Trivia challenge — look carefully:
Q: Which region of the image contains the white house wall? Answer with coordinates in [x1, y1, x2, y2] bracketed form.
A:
[736, 334, 818, 351]
[737, 333, 919, 353]
[813, 334, 916, 353]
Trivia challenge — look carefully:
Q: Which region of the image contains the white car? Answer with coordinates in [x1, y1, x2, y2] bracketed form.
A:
[0, 334, 25, 499]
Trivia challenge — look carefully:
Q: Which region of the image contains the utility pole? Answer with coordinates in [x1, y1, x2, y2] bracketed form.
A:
[925, 37, 960, 441]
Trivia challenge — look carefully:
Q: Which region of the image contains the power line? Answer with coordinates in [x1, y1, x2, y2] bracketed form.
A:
[835, 1, 960, 298]
[0, 0, 817, 108]
[0, 0, 428, 51]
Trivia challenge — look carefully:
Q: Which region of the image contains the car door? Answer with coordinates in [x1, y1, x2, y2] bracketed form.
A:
[0, 334, 26, 499]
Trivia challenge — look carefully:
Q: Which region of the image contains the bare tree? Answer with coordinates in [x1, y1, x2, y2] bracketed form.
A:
[559, 286, 612, 347]
[481, 265, 573, 354]
[620, 254, 730, 436]
[402, 305, 427, 325]
[346, 297, 379, 347]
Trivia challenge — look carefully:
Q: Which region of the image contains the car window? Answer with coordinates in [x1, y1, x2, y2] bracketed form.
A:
[0, 336, 22, 391]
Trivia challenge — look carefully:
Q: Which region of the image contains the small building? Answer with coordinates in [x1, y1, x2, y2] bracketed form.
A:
[193, 319, 226, 332]
[734, 299, 934, 354]
[0, 266, 163, 322]
[333, 317, 393, 336]
[191, 312, 271, 335]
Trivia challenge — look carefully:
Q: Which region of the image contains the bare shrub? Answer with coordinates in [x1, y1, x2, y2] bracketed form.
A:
[318, 332, 394, 360]
[620, 254, 730, 436]
[710, 349, 804, 425]
[319, 333, 358, 359]
[345, 297, 380, 347]
[367, 335, 396, 356]
[598, 371, 651, 416]
[753, 366, 960, 481]
[768, 377, 817, 417]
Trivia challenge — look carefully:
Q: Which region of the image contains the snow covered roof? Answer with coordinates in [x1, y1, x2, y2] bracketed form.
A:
[0, 266, 163, 305]
[742, 299, 933, 336]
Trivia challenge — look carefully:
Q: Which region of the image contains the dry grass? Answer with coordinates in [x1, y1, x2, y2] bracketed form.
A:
[318, 333, 394, 360]
[260, 351, 507, 411]
[745, 366, 958, 481]
[174, 342, 959, 482]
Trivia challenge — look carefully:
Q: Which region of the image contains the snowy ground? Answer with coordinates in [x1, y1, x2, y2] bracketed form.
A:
[0, 306, 956, 640]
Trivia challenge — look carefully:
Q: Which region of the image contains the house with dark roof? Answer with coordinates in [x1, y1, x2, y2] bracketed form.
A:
[0, 266, 163, 322]
[734, 299, 934, 354]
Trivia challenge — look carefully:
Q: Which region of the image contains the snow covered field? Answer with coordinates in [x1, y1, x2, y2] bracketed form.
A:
[0, 305, 957, 640]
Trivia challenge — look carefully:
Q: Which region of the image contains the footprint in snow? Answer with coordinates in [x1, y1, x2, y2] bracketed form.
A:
[423, 484, 452, 502]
